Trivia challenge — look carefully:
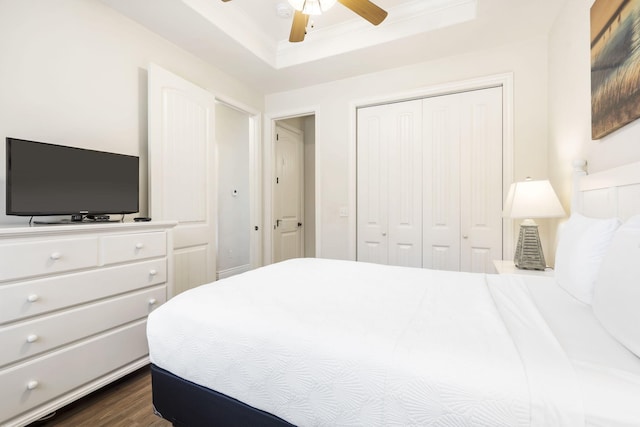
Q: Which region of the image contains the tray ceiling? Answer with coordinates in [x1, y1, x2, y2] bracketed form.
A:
[99, 0, 566, 93]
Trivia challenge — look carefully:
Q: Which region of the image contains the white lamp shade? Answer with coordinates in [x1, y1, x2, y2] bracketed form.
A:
[288, 0, 337, 14]
[503, 179, 566, 219]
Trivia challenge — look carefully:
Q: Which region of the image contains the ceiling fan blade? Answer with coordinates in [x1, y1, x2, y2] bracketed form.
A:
[289, 10, 309, 43]
[337, 0, 388, 25]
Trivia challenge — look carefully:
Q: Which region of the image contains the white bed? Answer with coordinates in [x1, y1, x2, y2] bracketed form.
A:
[147, 162, 640, 426]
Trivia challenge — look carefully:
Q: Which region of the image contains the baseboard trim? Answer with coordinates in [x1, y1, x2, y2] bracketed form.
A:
[217, 264, 251, 280]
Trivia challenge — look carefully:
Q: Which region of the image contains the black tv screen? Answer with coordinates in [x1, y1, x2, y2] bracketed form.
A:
[6, 138, 139, 217]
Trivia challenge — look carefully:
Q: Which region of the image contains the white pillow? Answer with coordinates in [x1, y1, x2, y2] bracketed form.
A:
[592, 215, 640, 357]
[554, 213, 621, 304]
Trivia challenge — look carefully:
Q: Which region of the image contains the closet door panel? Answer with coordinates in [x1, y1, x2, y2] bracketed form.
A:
[422, 95, 461, 271]
[358, 86, 503, 272]
[357, 109, 389, 265]
[387, 101, 423, 268]
[357, 100, 422, 267]
[460, 87, 503, 273]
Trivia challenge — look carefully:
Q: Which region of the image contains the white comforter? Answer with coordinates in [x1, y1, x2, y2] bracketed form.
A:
[147, 258, 584, 426]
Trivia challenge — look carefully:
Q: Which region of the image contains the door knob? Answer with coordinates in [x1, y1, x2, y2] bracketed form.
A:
[463, 235, 468, 239]
[382, 232, 387, 236]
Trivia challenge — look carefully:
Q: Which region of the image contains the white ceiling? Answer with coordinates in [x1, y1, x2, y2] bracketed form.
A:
[99, 0, 566, 94]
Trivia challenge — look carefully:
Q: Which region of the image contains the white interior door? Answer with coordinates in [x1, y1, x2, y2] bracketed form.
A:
[459, 87, 503, 273]
[422, 93, 462, 271]
[273, 124, 303, 262]
[357, 108, 388, 264]
[357, 100, 423, 267]
[387, 101, 423, 267]
[422, 87, 503, 273]
[148, 63, 216, 296]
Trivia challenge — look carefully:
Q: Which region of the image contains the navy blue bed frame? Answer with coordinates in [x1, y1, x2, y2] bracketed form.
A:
[151, 364, 296, 426]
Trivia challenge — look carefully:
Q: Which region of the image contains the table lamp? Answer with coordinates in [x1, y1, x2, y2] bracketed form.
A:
[503, 178, 566, 270]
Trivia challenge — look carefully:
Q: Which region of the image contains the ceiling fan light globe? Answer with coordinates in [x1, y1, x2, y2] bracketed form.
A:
[288, 0, 337, 15]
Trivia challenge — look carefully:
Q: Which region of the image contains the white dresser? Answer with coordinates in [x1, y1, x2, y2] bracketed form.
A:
[0, 221, 175, 427]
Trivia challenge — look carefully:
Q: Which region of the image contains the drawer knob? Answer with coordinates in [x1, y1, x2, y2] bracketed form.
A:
[149, 298, 157, 306]
[149, 269, 158, 276]
[27, 294, 39, 303]
[26, 334, 39, 343]
[26, 380, 39, 390]
[135, 243, 144, 249]
[50, 252, 62, 260]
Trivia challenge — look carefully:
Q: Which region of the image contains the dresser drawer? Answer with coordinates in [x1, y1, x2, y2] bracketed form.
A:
[101, 231, 167, 265]
[0, 286, 165, 368]
[0, 259, 167, 325]
[0, 237, 98, 282]
[0, 320, 149, 425]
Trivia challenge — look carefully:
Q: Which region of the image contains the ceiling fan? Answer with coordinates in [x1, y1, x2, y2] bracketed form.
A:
[221, 0, 388, 43]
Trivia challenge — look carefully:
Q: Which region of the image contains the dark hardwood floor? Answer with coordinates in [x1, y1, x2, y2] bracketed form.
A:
[29, 366, 171, 427]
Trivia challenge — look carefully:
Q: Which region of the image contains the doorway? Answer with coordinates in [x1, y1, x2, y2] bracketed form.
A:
[216, 102, 252, 279]
[272, 115, 316, 263]
[148, 64, 262, 295]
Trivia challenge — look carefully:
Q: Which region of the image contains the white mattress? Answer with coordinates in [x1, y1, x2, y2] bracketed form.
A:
[147, 259, 637, 426]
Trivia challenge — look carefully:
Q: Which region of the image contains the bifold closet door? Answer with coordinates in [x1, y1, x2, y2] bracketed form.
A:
[357, 100, 423, 267]
[423, 87, 503, 273]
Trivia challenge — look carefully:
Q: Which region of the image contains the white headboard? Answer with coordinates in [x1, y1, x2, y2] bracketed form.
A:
[573, 160, 640, 221]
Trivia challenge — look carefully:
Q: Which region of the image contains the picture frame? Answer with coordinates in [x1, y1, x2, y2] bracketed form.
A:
[591, 0, 640, 139]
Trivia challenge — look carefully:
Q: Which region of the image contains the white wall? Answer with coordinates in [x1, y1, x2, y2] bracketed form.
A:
[0, 0, 263, 225]
[547, 0, 640, 262]
[216, 103, 251, 273]
[266, 37, 550, 260]
[548, 0, 640, 211]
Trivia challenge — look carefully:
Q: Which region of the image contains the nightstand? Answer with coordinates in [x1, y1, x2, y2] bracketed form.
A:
[492, 260, 554, 277]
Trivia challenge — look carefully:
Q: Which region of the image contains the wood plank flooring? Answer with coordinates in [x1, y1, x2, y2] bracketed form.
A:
[29, 366, 171, 427]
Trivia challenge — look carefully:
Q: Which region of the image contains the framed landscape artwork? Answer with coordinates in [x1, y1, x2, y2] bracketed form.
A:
[591, 0, 640, 139]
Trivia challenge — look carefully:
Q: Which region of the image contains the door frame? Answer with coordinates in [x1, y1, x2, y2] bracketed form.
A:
[214, 94, 263, 270]
[264, 108, 320, 265]
[349, 73, 515, 261]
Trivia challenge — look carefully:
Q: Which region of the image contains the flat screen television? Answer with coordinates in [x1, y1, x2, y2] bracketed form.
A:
[6, 137, 139, 221]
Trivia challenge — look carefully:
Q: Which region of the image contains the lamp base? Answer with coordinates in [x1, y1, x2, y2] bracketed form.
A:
[514, 223, 546, 270]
